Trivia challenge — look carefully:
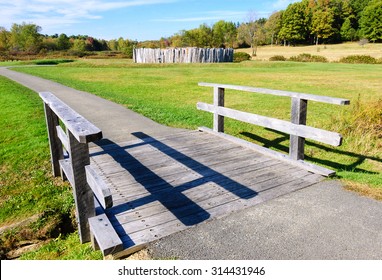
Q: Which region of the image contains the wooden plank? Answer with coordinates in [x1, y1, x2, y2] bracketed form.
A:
[199, 127, 335, 176]
[108, 159, 285, 211]
[89, 214, 123, 256]
[85, 165, 113, 209]
[59, 159, 74, 186]
[115, 172, 321, 251]
[56, 125, 69, 152]
[110, 164, 304, 230]
[197, 102, 342, 146]
[213, 87, 225, 132]
[39, 92, 102, 143]
[290, 98, 308, 160]
[67, 130, 95, 243]
[43, 103, 63, 176]
[198, 83, 350, 105]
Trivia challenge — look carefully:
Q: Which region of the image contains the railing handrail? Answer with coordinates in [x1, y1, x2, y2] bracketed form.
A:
[197, 83, 350, 176]
[40, 92, 107, 244]
[198, 82, 350, 105]
[40, 92, 102, 143]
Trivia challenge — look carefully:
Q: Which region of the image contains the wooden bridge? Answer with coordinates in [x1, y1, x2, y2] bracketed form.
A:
[39, 83, 349, 259]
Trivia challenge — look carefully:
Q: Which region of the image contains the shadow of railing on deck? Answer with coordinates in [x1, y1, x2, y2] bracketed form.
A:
[94, 132, 258, 231]
[240, 129, 381, 175]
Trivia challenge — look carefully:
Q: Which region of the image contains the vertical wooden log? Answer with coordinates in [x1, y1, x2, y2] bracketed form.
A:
[43, 103, 64, 177]
[213, 87, 225, 132]
[67, 130, 95, 243]
[290, 98, 308, 160]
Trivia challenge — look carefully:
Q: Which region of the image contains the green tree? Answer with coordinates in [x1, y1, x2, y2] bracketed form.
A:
[279, 1, 310, 45]
[0, 27, 10, 51]
[265, 11, 283, 46]
[360, 0, 382, 42]
[57, 33, 71, 50]
[311, 8, 336, 44]
[71, 39, 87, 52]
[341, 17, 357, 40]
[9, 23, 42, 53]
[212, 20, 237, 48]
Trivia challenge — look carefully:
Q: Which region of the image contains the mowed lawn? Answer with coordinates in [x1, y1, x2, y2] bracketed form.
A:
[14, 60, 382, 194]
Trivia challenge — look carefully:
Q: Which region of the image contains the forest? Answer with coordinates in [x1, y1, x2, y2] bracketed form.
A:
[0, 0, 381, 59]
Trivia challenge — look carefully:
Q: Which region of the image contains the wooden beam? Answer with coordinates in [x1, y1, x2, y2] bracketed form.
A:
[43, 103, 63, 177]
[85, 165, 113, 209]
[89, 214, 123, 256]
[199, 127, 335, 177]
[213, 87, 225, 133]
[199, 83, 350, 105]
[68, 130, 95, 243]
[290, 98, 308, 160]
[56, 125, 69, 153]
[197, 102, 342, 146]
[39, 92, 102, 143]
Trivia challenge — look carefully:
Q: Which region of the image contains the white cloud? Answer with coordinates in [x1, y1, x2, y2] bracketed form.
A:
[0, 0, 176, 30]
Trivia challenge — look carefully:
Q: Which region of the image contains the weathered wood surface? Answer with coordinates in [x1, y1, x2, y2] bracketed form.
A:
[39, 92, 102, 143]
[198, 83, 350, 105]
[43, 103, 63, 177]
[133, 48, 234, 63]
[199, 127, 336, 177]
[290, 98, 308, 160]
[88, 130, 323, 258]
[89, 214, 123, 256]
[197, 102, 342, 146]
[85, 165, 113, 209]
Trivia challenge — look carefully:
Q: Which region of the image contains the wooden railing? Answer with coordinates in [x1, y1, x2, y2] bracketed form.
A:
[40, 92, 123, 256]
[197, 83, 350, 177]
[40, 92, 105, 243]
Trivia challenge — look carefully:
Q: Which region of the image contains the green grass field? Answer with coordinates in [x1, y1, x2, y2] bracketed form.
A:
[13, 59, 382, 190]
[1, 53, 381, 259]
[0, 76, 102, 259]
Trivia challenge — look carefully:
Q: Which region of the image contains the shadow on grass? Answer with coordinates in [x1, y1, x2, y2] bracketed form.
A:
[240, 129, 381, 177]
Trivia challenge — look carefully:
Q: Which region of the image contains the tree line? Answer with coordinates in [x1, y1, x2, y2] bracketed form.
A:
[0, 0, 381, 58]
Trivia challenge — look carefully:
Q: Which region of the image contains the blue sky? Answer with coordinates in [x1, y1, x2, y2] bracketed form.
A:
[0, 0, 298, 41]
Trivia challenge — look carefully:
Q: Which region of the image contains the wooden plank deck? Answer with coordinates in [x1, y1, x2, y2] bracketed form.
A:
[89, 130, 323, 257]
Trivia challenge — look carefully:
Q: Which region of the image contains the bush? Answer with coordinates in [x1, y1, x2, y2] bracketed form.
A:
[289, 53, 328, 63]
[34, 59, 74, 65]
[269, 55, 287, 61]
[339, 55, 378, 64]
[233, 52, 251, 63]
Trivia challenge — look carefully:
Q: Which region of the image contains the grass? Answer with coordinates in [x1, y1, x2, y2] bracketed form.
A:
[0, 76, 102, 260]
[12, 59, 382, 194]
[1, 46, 381, 258]
[244, 42, 382, 62]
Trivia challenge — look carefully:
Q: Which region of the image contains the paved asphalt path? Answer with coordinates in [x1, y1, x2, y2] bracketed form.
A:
[1, 67, 382, 259]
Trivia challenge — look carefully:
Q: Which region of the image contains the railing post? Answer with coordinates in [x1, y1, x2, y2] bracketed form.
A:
[43, 103, 64, 177]
[67, 130, 95, 243]
[213, 87, 225, 133]
[290, 97, 308, 160]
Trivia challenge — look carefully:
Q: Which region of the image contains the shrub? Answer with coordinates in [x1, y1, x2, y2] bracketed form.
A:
[289, 53, 328, 63]
[269, 55, 287, 61]
[339, 55, 378, 64]
[34, 59, 74, 65]
[233, 52, 251, 63]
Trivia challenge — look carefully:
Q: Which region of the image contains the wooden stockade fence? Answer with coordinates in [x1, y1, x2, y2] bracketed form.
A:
[39, 85, 349, 258]
[133, 47, 234, 63]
